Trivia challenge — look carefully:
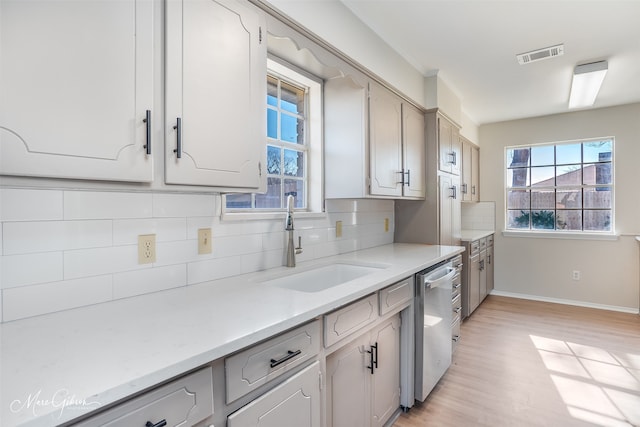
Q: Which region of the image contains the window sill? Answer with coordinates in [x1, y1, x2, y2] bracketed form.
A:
[502, 230, 619, 241]
[221, 210, 327, 222]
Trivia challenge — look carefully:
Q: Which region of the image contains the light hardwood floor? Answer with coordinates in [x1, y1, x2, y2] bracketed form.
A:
[394, 295, 640, 427]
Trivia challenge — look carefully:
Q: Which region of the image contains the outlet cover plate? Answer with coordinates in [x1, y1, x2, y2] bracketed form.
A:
[138, 234, 156, 264]
[198, 228, 212, 254]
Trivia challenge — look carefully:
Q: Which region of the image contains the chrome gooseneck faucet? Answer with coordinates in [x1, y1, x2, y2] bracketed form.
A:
[285, 195, 303, 267]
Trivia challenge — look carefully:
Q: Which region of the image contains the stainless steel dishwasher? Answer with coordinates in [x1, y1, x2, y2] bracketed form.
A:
[414, 258, 457, 401]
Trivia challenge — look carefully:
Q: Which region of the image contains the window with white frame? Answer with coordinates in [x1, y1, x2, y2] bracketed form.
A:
[505, 138, 614, 232]
[225, 58, 322, 213]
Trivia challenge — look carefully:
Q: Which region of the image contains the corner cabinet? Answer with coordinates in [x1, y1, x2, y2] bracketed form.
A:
[0, 0, 154, 182]
[165, 0, 267, 190]
[325, 77, 425, 199]
[462, 234, 494, 317]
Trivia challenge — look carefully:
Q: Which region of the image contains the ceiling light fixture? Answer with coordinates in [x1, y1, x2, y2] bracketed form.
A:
[568, 61, 608, 109]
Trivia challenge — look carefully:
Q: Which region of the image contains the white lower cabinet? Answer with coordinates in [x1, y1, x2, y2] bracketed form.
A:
[227, 361, 322, 427]
[326, 315, 401, 427]
[74, 367, 214, 427]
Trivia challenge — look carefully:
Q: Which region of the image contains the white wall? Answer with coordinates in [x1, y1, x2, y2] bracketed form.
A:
[264, 0, 425, 108]
[0, 190, 394, 322]
[479, 103, 640, 312]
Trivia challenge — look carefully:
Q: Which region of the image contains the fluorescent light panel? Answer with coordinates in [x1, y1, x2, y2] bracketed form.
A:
[568, 61, 608, 109]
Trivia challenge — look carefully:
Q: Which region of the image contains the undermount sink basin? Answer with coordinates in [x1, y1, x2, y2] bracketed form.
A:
[262, 262, 388, 293]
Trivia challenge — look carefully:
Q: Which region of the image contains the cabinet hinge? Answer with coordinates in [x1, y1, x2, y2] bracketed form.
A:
[259, 26, 263, 44]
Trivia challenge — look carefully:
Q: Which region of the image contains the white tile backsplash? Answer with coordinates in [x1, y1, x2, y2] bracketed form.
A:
[2, 275, 113, 322]
[2, 252, 64, 288]
[3, 220, 112, 255]
[113, 265, 187, 299]
[64, 191, 153, 220]
[0, 188, 63, 221]
[0, 190, 394, 321]
[461, 201, 496, 231]
[153, 193, 216, 218]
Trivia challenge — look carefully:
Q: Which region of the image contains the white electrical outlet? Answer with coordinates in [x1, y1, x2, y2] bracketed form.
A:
[138, 234, 156, 264]
[572, 270, 580, 281]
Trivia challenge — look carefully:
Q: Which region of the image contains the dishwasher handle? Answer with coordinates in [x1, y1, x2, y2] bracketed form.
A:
[422, 266, 456, 289]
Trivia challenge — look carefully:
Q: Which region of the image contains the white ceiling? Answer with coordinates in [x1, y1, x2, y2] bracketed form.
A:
[340, 0, 640, 125]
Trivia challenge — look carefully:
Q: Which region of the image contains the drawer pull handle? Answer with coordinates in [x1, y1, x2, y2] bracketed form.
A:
[453, 283, 461, 289]
[270, 349, 302, 368]
[145, 420, 167, 427]
[454, 307, 462, 313]
[453, 335, 460, 342]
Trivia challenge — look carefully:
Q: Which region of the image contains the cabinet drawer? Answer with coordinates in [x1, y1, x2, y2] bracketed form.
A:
[479, 237, 487, 251]
[324, 294, 378, 348]
[75, 367, 213, 427]
[452, 293, 462, 314]
[487, 234, 494, 247]
[452, 316, 461, 352]
[470, 240, 480, 256]
[378, 277, 413, 316]
[225, 320, 321, 404]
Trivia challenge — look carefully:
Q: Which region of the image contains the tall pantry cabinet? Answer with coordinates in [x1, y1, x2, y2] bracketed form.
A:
[395, 111, 461, 245]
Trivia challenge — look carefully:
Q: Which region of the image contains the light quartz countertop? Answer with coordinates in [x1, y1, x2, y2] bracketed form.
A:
[1, 243, 464, 427]
[460, 229, 495, 242]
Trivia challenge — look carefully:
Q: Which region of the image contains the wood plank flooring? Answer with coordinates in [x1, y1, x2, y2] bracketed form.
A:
[394, 295, 640, 427]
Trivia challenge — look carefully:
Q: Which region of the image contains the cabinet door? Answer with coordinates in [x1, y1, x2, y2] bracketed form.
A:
[471, 145, 480, 201]
[369, 83, 403, 197]
[438, 117, 453, 174]
[439, 175, 453, 246]
[370, 316, 401, 427]
[402, 103, 426, 199]
[461, 140, 472, 202]
[469, 254, 480, 314]
[165, 0, 266, 189]
[0, 0, 153, 182]
[439, 174, 460, 245]
[326, 335, 370, 427]
[451, 127, 462, 176]
[486, 244, 494, 293]
[479, 250, 487, 302]
[228, 361, 321, 427]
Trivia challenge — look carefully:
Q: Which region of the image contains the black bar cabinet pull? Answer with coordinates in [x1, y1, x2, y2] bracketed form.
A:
[173, 117, 182, 159]
[270, 349, 301, 368]
[405, 169, 411, 187]
[145, 420, 167, 427]
[366, 346, 375, 374]
[143, 110, 151, 155]
[372, 342, 378, 369]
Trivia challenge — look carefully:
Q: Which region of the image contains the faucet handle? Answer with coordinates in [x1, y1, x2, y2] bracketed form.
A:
[295, 236, 303, 254]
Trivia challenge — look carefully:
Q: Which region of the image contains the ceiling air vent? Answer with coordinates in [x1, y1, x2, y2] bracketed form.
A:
[517, 44, 564, 65]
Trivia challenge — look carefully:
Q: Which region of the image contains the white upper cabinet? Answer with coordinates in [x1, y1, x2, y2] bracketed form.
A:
[325, 78, 425, 200]
[369, 82, 404, 197]
[0, 0, 154, 182]
[165, 0, 266, 190]
[437, 115, 461, 176]
[402, 102, 426, 199]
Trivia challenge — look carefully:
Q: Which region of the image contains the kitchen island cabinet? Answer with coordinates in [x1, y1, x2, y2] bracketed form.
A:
[0, 0, 154, 182]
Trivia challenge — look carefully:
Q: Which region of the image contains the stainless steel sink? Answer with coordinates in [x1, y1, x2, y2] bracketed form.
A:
[262, 262, 388, 293]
